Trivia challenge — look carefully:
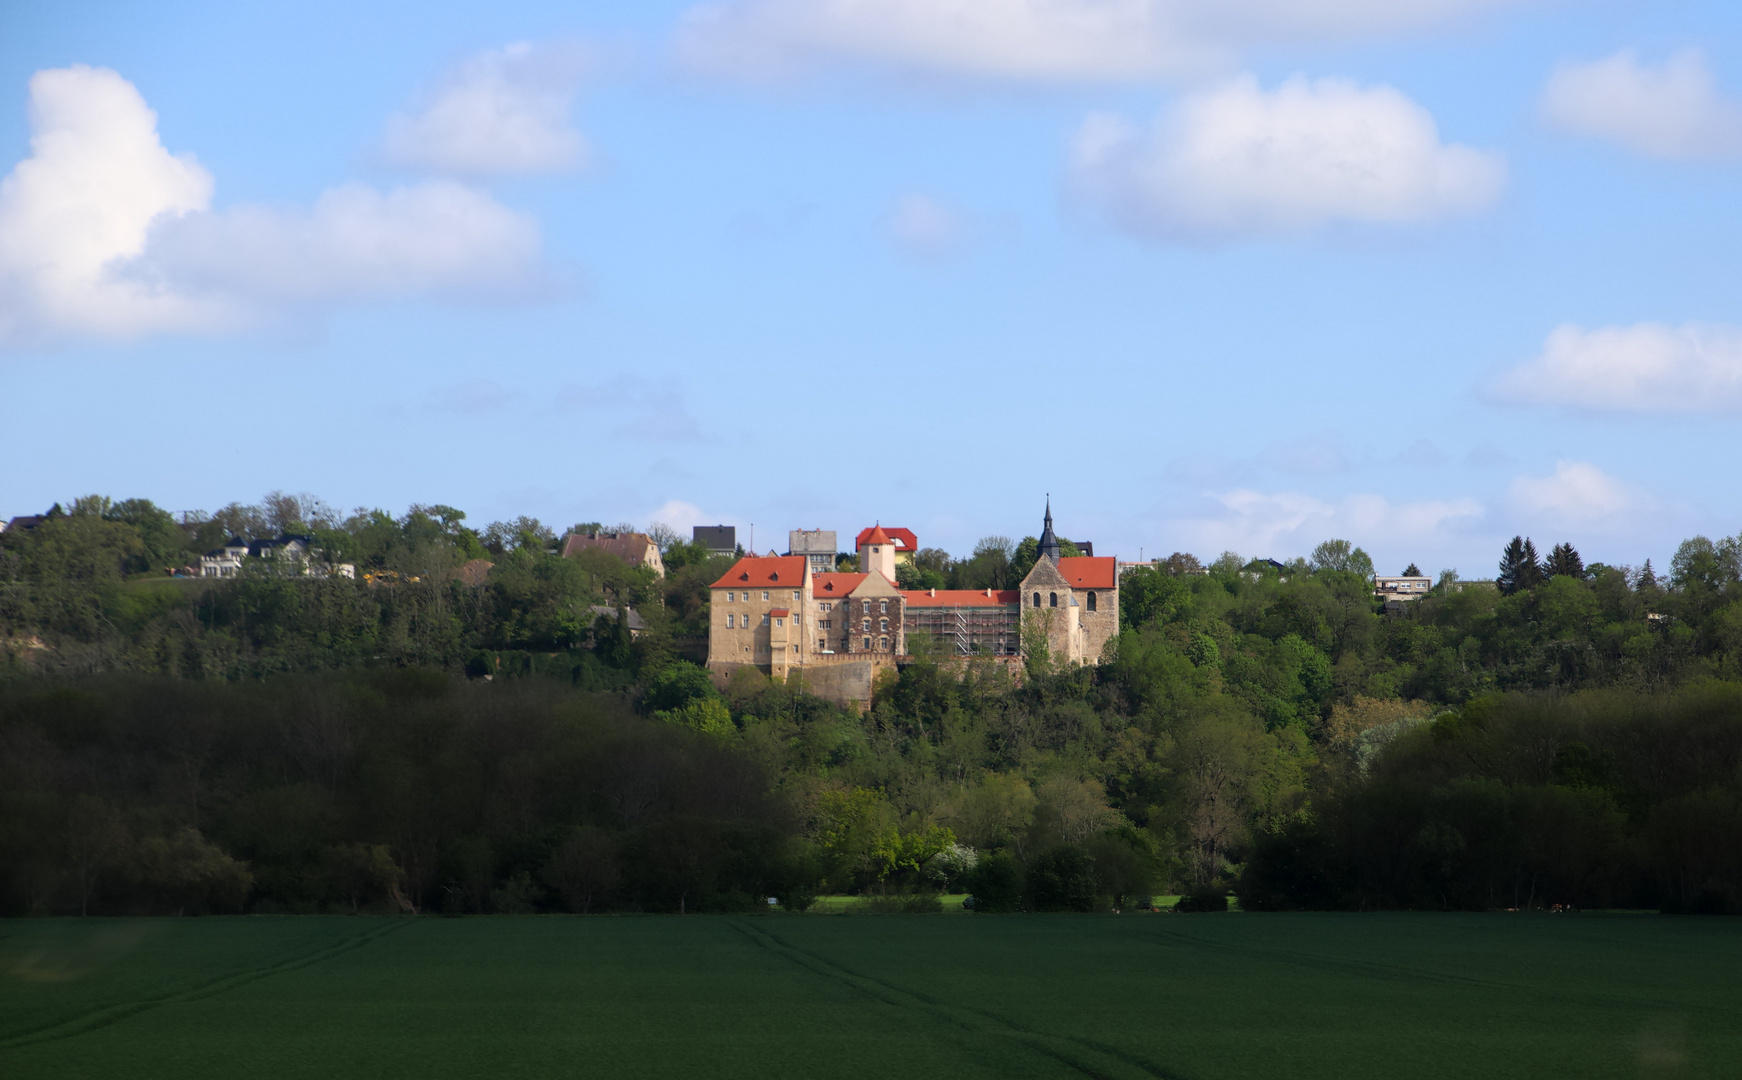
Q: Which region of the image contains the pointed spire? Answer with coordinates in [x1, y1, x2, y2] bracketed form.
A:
[1038, 496, 1061, 561]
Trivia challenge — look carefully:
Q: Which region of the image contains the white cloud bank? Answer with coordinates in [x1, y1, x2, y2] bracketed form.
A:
[1069, 75, 1505, 243]
[677, 0, 1541, 84]
[1181, 488, 1484, 558]
[1509, 461, 1641, 526]
[0, 65, 546, 347]
[383, 42, 591, 175]
[1493, 323, 1742, 414]
[1541, 49, 1742, 161]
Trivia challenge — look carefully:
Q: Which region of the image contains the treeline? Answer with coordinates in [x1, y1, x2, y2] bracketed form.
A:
[6, 492, 1742, 915]
[1240, 686, 1742, 914]
[0, 494, 730, 681]
[0, 673, 807, 916]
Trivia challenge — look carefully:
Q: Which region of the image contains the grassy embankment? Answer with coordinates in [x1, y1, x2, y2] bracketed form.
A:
[2, 913, 1737, 1079]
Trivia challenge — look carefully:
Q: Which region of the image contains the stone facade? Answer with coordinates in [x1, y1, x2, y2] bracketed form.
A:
[706, 506, 1118, 698]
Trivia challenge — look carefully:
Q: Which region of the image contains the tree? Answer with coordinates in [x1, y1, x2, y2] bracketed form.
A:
[542, 826, 620, 913]
[1162, 552, 1203, 576]
[1543, 543, 1585, 581]
[1309, 539, 1374, 579]
[1498, 536, 1545, 595]
[1403, 563, 1422, 577]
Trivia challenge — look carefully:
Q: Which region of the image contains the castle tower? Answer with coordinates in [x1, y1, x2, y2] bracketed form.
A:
[860, 525, 898, 583]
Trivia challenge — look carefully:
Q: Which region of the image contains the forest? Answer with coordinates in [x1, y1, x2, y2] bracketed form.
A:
[2, 492, 1740, 916]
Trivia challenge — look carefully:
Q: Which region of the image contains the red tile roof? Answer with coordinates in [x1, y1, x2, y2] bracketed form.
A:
[855, 526, 917, 552]
[711, 555, 809, 589]
[1057, 556, 1117, 590]
[901, 588, 1020, 608]
[812, 572, 868, 596]
[863, 525, 892, 546]
[769, 608, 791, 617]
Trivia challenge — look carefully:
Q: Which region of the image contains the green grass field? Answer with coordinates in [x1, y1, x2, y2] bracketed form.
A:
[2, 913, 1738, 1079]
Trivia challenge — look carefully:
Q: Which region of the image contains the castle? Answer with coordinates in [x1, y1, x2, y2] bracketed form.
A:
[706, 503, 1118, 704]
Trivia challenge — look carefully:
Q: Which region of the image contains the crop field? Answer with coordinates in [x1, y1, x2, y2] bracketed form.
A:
[2, 913, 1738, 1080]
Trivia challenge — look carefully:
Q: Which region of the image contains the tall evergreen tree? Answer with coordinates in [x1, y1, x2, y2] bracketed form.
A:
[1403, 563, 1422, 577]
[1543, 542, 1585, 581]
[1498, 537, 1546, 595]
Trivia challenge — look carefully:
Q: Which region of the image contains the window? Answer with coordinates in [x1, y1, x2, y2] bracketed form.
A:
[724, 592, 733, 602]
[879, 618, 889, 632]
[762, 591, 770, 601]
[879, 600, 887, 614]
[741, 592, 750, 602]
[879, 637, 888, 650]
[863, 637, 872, 649]
[862, 618, 871, 631]
[863, 600, 871, 612]
[1032, 593, 1041, 608]
[761, 614, 769, 625]
[726, 614, 735, 628]
[820, 620, 831, 630]
[1087, 591, 1097, 612]
[793, 590, 801, 601]
[775, 618, 784, 627]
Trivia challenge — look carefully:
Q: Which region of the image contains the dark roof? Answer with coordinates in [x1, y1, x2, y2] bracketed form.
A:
[224, 536, 247, 547]
[1037, 499, 1061, 561]
[5, 515, 48, 533]
[693, 525, 736, 548]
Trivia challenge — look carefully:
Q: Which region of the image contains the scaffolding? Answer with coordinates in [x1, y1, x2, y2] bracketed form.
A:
[904, 604, 1020, 657]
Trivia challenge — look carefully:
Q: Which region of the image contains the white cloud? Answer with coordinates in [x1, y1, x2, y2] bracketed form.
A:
[383, 42, 591, 175]
[1541, 49, 1742, 161]
[1068, 75, 1505, 243]
[1181, 487, 1483, 558]
[0, 65, 548, 347]
[888, 193, 967, 259]
[677, 0, 1540, 84]
[1492, 323, 1742, 414]
[1509, 461, 1640, 525]
[645, 500, 726, 534]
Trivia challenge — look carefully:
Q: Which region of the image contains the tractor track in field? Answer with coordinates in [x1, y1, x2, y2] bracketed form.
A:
[729, 919, 1193, 1080]
[1142, 923, 1732, 1017]
[0, 919, 410, 1051]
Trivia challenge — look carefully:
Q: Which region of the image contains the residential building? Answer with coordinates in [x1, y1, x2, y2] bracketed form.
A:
[3, 514, 47, 534]
[1375, 575, 1432, 601]
[562, 530, 665, 577]
[200, 536, 251, 578]
[200, 534, 354, 579]
[786, 529, 837, 574]
[693, 525, 736, 558]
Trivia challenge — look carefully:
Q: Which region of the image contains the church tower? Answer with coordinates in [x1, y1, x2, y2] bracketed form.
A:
[1037, 498, 1061, 562]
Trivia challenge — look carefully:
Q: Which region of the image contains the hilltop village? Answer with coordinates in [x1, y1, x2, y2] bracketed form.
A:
[705, 505, 1118, 703]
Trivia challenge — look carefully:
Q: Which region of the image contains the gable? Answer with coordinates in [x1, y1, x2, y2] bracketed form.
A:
[1019, 557, 1070, 591]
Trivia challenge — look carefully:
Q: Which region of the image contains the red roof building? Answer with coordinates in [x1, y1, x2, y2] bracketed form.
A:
[854, 526, 918, 554]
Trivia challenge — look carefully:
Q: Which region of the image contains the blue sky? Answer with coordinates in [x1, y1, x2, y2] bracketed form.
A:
[3, 0, 1741, 576]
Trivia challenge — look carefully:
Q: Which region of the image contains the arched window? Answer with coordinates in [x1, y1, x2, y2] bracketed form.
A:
[1032, 592, 1041, 608]
[879, 600, 887, 614]
[862, 618, 871, 631]
[1087, 591, 1097, 612]
[879, 618, 888, 632]
[1049, 592, 1058, 608]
